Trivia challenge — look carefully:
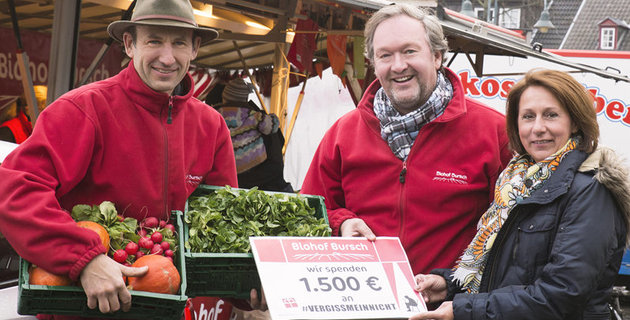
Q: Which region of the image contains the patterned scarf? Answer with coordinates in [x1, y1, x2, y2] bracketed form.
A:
[452, 137, 580, 293]
[373, 71, 453, 160]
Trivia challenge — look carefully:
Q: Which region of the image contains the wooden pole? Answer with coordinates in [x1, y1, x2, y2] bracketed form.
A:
[232, 41, 269, 113]
[270, 43, 290, 134]
[283, 75, 308, 155]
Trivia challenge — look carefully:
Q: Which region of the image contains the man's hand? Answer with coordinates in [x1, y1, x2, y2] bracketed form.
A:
[79, 254, 148, 313]
[339, 218, 376, 240]
[409, 301, 454, 320]
[249, 288, 267, 311]
[414, 274, 448, 304]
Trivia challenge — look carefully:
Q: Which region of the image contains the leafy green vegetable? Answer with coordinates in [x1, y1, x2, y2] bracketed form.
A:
[71, 204, 101, 223]
[185, 186, 331, 253]
[70, 201, 178, 255]
[70, 201, 119, 227]
[98, 201, 119, 226]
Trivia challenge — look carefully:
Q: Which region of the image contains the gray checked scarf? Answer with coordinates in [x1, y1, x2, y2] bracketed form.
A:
[373, 71, 453, 160]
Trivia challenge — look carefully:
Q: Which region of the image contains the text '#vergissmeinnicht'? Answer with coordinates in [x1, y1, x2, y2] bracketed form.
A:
[302, 303, 397, 312]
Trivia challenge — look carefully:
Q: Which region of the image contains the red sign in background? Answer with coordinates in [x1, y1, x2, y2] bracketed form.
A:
[0, 27, 125, 97]
[184, 297, 233, 320]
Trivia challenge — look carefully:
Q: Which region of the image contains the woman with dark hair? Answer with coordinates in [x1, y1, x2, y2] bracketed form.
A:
[411, 69, 630, 320]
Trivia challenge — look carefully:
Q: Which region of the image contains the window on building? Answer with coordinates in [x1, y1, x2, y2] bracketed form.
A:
[499, 8, 521, 29]
[473, 7, 521, 29]
[474, 8, 486, 21]
[600, 27, 616, 50]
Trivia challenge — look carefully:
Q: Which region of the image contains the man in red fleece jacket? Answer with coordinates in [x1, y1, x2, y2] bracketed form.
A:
[0, 0, 244, 316]
[301, 3, 513, 277]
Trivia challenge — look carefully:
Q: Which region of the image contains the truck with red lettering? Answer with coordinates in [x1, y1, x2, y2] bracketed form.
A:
[447, 50, 630, 163]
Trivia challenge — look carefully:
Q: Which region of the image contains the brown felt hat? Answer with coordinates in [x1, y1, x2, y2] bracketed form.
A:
[107, 0, 219, 46]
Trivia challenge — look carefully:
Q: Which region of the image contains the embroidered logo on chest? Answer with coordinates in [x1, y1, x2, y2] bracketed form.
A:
[432, 170, 469, 185]
[185, 174, 203, 187]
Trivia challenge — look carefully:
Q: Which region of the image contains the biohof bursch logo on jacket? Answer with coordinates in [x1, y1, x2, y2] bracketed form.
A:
[433, 170, 469, 185]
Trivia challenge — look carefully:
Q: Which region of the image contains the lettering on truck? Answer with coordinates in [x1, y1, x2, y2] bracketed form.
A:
[456, 70, 630, 128]
[458, 71, 515, 99]
[590, 87, 630, 126]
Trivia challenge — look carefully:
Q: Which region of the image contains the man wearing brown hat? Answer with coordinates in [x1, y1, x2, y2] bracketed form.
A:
[0, 0, 242, 316]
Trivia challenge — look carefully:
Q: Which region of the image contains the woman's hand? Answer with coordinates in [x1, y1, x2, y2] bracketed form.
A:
[409, 301, 454, 320]
[414, 274, 447, 304]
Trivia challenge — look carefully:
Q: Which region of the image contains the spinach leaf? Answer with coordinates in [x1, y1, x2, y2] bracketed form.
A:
[185, 186, 331, 253]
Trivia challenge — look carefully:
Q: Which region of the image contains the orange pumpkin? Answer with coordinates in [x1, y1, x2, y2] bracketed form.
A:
[128, 255, 180, 294]
[29, 265, 72, 286]
[77, 220, 110, 250]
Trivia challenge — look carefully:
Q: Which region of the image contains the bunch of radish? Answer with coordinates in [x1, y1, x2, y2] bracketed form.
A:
[70, 202, 178, 267]
[110, 216, 178, 266]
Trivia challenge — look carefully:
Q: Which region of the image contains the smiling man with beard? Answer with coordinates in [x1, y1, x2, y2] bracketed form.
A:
[301, 3, 512, 278]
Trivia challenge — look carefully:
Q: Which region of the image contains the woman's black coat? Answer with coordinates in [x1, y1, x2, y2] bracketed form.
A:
[437, 148, 630, 320]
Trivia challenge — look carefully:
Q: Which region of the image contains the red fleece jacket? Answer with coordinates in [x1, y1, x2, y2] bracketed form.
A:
[0, 62, 237, 280]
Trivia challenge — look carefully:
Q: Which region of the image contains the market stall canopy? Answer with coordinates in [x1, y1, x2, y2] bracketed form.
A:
[0, 0, 387, 70]
[0, 0, 627, 81]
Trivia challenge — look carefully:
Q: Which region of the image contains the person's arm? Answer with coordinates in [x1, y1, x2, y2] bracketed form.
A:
[256, 112, 279, 136]
[452, 178, 623, 320]
[300, 129, 374, 238]
[0, 100, 105, 277]
[0, 99, 145, 313]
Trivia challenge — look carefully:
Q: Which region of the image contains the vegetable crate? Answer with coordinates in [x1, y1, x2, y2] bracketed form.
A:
[183, 184, 329, 299]
[17, 211, 188, 320]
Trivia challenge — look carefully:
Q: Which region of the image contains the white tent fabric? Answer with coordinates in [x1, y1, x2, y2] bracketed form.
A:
[282, 67, 356, 190]
[0, 140, 18, 164]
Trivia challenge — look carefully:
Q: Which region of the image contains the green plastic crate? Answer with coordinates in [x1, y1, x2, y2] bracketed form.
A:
[18, 211, 188, 320]
[183, 184, 329, 299]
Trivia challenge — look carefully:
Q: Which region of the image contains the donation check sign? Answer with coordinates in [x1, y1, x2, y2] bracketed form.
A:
[250, 237, 427, 320]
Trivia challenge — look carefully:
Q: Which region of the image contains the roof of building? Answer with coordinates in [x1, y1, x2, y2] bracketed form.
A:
[562, 0, 630, 50]
[598, 17, 630, 27]
[532, 0, 582, 50]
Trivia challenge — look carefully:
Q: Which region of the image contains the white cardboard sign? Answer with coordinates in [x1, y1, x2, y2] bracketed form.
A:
[250, 236, 427, 320]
